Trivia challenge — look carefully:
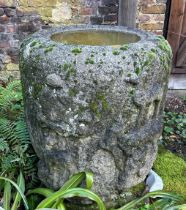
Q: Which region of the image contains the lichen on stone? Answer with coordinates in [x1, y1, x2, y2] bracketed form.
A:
[112, 50, 120, 55]
[44, 44, 56, 54]
[32, 83, 43, 99]
[89, 92, 109, 118]
[120, 44, 129, 51]
[85, 58, 94, 64]
[71, 48, 82, 55]
[69, 88, 78, 97]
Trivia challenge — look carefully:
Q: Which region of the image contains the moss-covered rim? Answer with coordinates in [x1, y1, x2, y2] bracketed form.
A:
[30, 25, 156, 49]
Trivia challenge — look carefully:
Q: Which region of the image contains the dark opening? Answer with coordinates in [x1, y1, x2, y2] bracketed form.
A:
[163, 0, 172, 38]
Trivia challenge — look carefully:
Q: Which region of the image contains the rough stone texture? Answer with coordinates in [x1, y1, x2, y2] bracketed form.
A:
[20, 25, 172, 202]
[0, 0, 168, 81]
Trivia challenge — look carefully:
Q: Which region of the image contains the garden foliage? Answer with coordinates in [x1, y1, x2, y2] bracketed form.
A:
[0, 80, 38, 188]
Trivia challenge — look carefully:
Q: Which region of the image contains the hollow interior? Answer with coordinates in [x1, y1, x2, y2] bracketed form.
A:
[51, 30, 141, 46]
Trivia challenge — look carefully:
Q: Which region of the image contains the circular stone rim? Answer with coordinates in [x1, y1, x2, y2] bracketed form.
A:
[31, 25, 156, 49]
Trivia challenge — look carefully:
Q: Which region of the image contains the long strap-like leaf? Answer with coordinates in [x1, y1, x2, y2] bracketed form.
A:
[3, 181, 11, 210]
[11, 171, 25, 210]
[27, 188, 54, 197]
[85, 171, 94, 190]
[59, 172, 85, 192]
[36, 188, 106, 210]
[115, 191, 183, 210]
[166, 204, 186, 210]
[0, 176, 29, 210]
[55, 171, 93, 207]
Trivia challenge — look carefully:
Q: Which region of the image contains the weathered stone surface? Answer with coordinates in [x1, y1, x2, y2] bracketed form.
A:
[52, 2, 72, 22]
[20, 25, 172, 203]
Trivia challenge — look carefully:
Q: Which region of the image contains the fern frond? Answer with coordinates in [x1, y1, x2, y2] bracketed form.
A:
[0, 80, 39, 187]
[5, 80, 22, 92]
[1, 153, 19, 172]
[0, 119, 17, 143]
[14, 119, 30, 146]
[0, 138, 9, 152]
[0, 80, 23, 118]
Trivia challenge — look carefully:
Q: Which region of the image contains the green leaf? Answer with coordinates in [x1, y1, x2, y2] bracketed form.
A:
[85, 171, 94, 189]
[36, 188, 106, 210]
[35, 209, 58, 210]
[55, 171, 93, 207]
[0, 176, 29, 210]
[11, 171, 25, 210]
[59, 172, 85, 192]
[115, 191, 182, 210]
[166, 204, 186, 210]
[57, 202, 66, 210]
[27, 188, 54, 197]
[3, 181, 11, 210]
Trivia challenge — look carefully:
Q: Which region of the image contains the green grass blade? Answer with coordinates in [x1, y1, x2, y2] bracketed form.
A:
[85, 171, 93, 189]
[54, 172, 86, 208]
[57, 202, 66, 210]
[27, 188, 54, 197]
[54, 171, 93, 208]
[0, 176, 29, 210]
[115, 191, 182, 210]
[59, 172, 85, 192]
[36, 188, 106, 210]
[3, 181, 11, 210]
[11, 171, 25, 210]
[166, 204, 186, 210]
[36, 209, 58, 210]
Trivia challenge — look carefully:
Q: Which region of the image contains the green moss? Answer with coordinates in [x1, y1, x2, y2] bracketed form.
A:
[30, 40, 44, 53]
[65, 65, 76, 80]
[62, 63, 76, 80]
[120, 45, 129, 51]
[151, 48, 157, 53]
[89, 92, 109, 118]
[157, 37, 172, 58]
[69, 88, 78, 97]
[133, 61, 137, 67]
[127, 73, 131, 77]
[44, 46, 54, 54]
[129, 88, 135, 96]
[122, 56, 126, 59]
[135, 67, 141, 75]
[148, 51, 156, 60]
[113, 50, 120, 55]
[71, 48, 82, 55]
[89, 101, 100, 118]
[100, 59, 104, 64]
[143, 60, 150, 67]
[63, 63, 69, 71]
[32, 83, 43, 99]
[30, 40, 39, 47]
[129, 182, 145, 195]
[96, 93, 109, 111]
[154, 147, 186, 200]
[85, 58, 94, 64]
[35, 55, 41, 62]
[102, 53, 106, 56]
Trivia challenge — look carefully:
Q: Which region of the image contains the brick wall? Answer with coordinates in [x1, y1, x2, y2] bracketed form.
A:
[0, 5, 44, 80]
[137, 0, 167, 34]
[0, 0, 166, 81]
